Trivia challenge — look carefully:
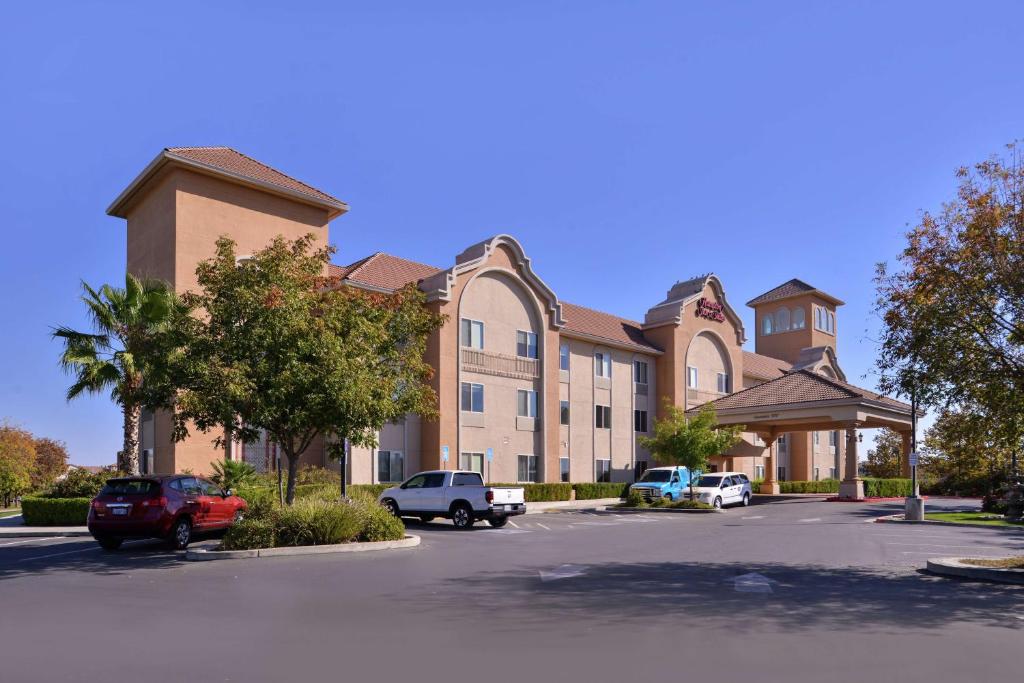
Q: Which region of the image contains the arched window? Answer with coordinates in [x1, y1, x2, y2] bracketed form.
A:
[814, 306, 823, 331]
[828, 311, 836, 334]
[792, 307, 803, 329]
[761, 315, 773, 336]
[775, 308, 791, 332]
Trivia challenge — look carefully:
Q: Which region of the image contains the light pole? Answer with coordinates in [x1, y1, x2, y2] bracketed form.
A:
[905, 376, 925, 520]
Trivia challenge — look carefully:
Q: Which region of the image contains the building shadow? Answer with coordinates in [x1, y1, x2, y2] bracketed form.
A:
[434, 560, 1024, 633]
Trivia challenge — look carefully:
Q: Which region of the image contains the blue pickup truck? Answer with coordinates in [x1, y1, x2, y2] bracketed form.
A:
[629, 466, 698, 502]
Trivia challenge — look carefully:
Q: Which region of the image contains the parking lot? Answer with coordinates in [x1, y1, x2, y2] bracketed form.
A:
[2, 497, 1022, 682]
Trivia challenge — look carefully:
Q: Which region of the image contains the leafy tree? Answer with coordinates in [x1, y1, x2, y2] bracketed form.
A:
[47, 467, 114, 499]
[921, 407, 1011, 494]
[174, 235, 444, 505]
[639, 402, 743, 500]
[863, 428, 903, 479]
[209, 459, 258, 491]
[53, 275, 188, 474]
[874, 143, 1024, 480]
[31, 438, 69, 491]
[0, 425, 36, 507]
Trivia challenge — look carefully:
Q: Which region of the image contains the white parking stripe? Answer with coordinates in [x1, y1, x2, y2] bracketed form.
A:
[537, 523, 551, 531]
[742, 516, 765, 520]
[886, 542, 1024, 550]
[0, 539, 45, 547]
[798, 518, 822, 523]
[508, 520, 519, 528]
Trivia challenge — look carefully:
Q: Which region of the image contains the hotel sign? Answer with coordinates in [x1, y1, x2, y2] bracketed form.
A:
[696, 297, 725, 322]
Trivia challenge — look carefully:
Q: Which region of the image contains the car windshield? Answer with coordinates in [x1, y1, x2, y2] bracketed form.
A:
[100, 480, 158, 496]
[639, 471, 671, 483]
[694, 476, 723, 488]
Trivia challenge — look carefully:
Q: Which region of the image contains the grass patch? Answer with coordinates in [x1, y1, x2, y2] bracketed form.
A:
[924, 512, 1024, 528]
[961, 556, 1024, 569]
[0, 509, 21, 518]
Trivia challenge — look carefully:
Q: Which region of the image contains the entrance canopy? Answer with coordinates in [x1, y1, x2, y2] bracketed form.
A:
[689, 369, 917, 498]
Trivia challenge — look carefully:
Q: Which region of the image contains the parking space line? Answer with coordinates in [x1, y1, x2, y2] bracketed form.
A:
[537, 523, 551, 530]
[508, 520, 519, 528]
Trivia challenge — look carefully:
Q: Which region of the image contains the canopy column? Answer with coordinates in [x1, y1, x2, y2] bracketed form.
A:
[838, 422, 864, 499]
[900, 430, 912, 478]
[759, 433, 780, 494]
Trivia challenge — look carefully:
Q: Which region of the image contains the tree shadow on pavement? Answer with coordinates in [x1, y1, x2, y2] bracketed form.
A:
[0, 539, 197, 581]
[437, 560, 1024, 634]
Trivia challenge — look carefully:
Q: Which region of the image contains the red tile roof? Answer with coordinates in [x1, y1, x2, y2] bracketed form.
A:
[560, 302, 662, 353]
[745, 279, 817, 306]
[696, 369, 911, 412]
[331, 253, 442, 290]
[166, 147, 344, 205]
[742, 350, 792, 380]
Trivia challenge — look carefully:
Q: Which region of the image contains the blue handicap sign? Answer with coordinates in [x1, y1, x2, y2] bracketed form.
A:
[486, 448, 493, 462]
[442, 445, 449, 462]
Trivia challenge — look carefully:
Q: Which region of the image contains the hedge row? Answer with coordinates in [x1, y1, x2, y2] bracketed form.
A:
[863, 478, 913, 497]
[22, 496, 92, 526]
[492, 483, 574, 502]
[572, 482, 632, 500]
[779, 480, 840, 494]
[234, 483, 390, 504]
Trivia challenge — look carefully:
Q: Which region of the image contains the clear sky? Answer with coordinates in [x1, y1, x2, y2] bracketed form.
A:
[1, 2, 1021, 465]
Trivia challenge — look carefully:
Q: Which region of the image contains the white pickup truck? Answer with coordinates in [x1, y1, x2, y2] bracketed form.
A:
[378, 470, 526, 529]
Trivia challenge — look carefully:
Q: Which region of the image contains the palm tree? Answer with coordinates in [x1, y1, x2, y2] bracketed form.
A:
[53, 274, 186, 474]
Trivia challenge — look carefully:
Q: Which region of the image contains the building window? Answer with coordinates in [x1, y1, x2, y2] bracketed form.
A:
[516, 330, 538, 359]
[792, 307, 806, 329]
[595, 459, 611, 483]
[560, 400, 570, 425]
[595, 405, 611, 429]
[814, 307, 836, 335]
[634, 409, 648, 433]
[813, 431, 820, 446]
[754, 465, 765, 480]
[813, 467, 820, 481]
[517, 389, 538, 418]
[687, 366, 698, 388]
[829, 467, 837, 479]
[461, 318, 484, 349]
[594, 351, 611, 378]
[828, 311, 836, 334]
[716, 372, 729, 393]
[829, 431, 838, 447]
[778, 466, 787, 482]
[560, 457, 570, 483]
[459, 452, 484, 474]
[460, 382, 484, 413]
[633, 360, 648, 385]
[761, 315, 773, 336]
[775, 307, 791, 332]
[518, 454, 538, 483]
[377, 450, 404, 483]
[559, 343, 570, 371]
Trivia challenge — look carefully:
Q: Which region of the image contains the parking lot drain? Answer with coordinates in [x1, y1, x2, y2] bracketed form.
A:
[540, 564, 587, 582]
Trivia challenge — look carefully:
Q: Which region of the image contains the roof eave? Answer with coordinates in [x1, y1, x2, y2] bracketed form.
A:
[106, 150, 349, 220]
[559, 328, 663, 355]
[745, 289, 845, 308]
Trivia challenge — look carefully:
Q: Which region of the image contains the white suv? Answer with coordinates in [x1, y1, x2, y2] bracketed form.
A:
[686, 472, 752, 509]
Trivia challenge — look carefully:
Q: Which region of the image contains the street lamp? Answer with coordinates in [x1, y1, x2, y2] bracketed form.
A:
[905, 374, 925, 520]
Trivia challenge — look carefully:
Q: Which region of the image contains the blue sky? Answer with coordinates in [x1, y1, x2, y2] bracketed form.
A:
[1, 2, 1021, 465]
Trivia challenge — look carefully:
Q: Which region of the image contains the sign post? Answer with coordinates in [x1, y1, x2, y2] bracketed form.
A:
[486, 448, 493, 483]
[442, 445, 449, 466]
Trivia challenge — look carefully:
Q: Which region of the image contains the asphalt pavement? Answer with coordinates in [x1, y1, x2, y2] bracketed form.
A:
[1, 496, 1021, 683]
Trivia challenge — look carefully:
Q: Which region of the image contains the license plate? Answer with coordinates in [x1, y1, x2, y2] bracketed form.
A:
[110, 507, 128, 516]
[503, 505, 513, 511]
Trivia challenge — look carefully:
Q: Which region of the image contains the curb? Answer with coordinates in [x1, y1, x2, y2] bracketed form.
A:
[925, 557, 1024, 585]
[615, 506, 723, 514]
[185, 534, 421, 561]
[874, 515, 1024, 531]
[0, 528, 91, 538]
[524, 498, 623, 514]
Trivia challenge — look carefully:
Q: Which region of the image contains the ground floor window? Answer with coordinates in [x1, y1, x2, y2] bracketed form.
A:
[829, 467, 837, 479]
[634, 409, 648, 433]
[754, 465, 765, 480]
[595, 459, 611, 482]
[778, 466, 787, 482]
[560, 457, 570, 482]
[634, 460, 649, 480]
[708, 463, 719, 473]
[518, 454, 538, 483]
[377, 450, 404, 483]
[814, 467, 820, 481]
[460, 452, 483, 474]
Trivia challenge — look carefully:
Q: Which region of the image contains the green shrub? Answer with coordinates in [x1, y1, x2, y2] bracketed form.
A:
[349, 484, 390, 501]
[667, 499, 713, 510]
[647, 496, 668, 507]
[209, 460, 258, 490]
[21, 496, 91, 526]
[295, 466, 342, 486]
[492, 483, 573, 502]
[356, 500, 406, 542]
[274, 498, 363, 546]
[779, 480, 839, 494]
[624, 489, 648, 508]
[45, 469, 114, 499]
[572, 482, 630, 500]
[222, 517, 276, 550]
[864, 478, 913, 497]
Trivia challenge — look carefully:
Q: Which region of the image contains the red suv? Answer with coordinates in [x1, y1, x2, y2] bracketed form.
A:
[87, 475, 248, 551]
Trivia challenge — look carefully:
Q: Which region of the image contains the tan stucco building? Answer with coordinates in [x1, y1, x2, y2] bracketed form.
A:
[109, 147, 913, 492]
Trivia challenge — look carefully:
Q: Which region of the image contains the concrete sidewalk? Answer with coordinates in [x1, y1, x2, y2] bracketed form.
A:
[0, 515, 90, 538]
[524, 498, 621, 514]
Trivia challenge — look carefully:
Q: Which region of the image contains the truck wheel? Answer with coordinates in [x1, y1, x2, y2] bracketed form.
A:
[664, 493, 674, 502]
[742, 493, 750, 507]
[713, 497, 723, 509]
[381, 499, 400, 517]
[489, 517, 509, 528]
[418, 515, 435, 523]
[451, 504, 474, 529]
[169, 518, 192, 550]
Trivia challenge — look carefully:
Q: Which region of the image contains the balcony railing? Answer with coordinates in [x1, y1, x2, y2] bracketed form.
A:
[686, 388, 726, 406]
[461, 348, 541, 380]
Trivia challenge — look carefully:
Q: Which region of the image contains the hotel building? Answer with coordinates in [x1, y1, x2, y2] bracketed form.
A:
[109, 147, 915, 494]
